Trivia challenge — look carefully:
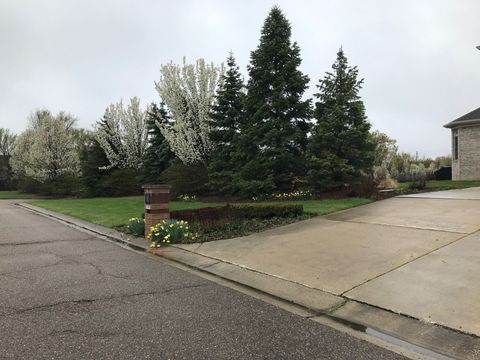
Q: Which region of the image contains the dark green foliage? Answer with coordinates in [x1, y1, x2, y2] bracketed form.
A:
[79, 133, 142, 197]
[95, 168, 142, 197]
[171, 204, 303, 225]
[160, 163, 209, 198]
[141, 103, 174, 184]
[235, 6, 311, 196]
[79, 136, 112, 196]
[234, 204, 304, 218]
[0, 155, 15, 190]
[307, 48, 374, 191]
[208, 53, 245, 195]
[17, 174, 81, 196]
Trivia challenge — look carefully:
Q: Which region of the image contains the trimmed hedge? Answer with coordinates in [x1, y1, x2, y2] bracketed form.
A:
[171, 204, 303, 224]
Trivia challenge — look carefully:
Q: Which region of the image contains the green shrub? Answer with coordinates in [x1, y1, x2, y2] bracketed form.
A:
[234, 204, 303, 218]
[148, 219, 196, 247]
[127, 217, 145, 237]
[160, 163, 208, 198]
[17, 175, 82, 196]
[171, 204, 304, 225]
[408, 178, 426, 190]
[95, 168, 141, 197]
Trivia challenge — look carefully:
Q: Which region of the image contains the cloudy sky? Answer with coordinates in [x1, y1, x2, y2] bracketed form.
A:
[1, 0, 479, 157]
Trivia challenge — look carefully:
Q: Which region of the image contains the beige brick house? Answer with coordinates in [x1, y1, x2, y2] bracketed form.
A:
[444, 107, 480, 180]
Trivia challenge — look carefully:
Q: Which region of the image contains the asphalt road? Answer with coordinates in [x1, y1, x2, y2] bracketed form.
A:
[0, 201, 407, 359]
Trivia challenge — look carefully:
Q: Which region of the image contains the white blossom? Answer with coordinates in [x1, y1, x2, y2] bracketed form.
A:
[95, 97, 149, 169]
[10, 110, 80, 181]
[155, 57, 224, 165]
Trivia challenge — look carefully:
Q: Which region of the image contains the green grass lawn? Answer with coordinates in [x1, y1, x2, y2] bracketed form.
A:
[397, 180, 480, 191]
[28, 197, 224, 228]
[27, 196, 371, 228]
[244, 198, 371, 215]
[0, 191, 37, 200]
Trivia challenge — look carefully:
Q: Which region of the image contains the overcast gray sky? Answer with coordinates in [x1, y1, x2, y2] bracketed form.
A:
[1, 0, 479, 157]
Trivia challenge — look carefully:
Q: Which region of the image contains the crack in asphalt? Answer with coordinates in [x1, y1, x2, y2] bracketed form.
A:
[0, 251, 134, 281]
[3, 283, 210, 317]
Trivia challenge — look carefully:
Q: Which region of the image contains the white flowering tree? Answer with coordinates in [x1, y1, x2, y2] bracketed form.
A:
[155, 58, 224, 165]
[10, 110, 80, 181]
[95, 97, 148, 169]
[370, 130, 399, 180]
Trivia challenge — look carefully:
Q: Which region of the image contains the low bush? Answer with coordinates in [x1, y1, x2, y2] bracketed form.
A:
[148, 219, 197, 247]
[349, 175, 377, 198]
[234, 204, 303, 219]
[408, 178, 426, 190]
[171, 204, 304, 225]
[17, 175, 82, 196]
[191, 215, 312, 242]
[254, 190, 313, 202]
[407, 164, 427, 190]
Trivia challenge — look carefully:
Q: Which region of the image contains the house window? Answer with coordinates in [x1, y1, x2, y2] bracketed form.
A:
[453, 130, 459, 160]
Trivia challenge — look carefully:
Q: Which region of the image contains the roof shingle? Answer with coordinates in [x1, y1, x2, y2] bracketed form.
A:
[444, 107, 480, 128]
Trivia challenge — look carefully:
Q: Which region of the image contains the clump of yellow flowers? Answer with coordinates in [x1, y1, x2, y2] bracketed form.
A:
[127, 217, 145, 237]
[148, 219, 198, 248]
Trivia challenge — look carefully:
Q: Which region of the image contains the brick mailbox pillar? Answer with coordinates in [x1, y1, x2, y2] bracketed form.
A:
[142, 184, 170, 239]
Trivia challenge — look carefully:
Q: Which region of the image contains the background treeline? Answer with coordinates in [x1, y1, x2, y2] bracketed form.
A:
[1, 7, 451, 198]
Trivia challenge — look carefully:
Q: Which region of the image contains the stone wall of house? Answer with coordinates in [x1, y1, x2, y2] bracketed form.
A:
[455, 125, 480, 180]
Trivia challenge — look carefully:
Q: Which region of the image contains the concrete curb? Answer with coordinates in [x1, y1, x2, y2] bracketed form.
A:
[16, 202, 480, 360]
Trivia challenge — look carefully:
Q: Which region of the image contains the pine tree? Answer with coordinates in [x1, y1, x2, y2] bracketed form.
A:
[235, 6, 311, 196]
[306, 48, 374, 191]
[79, 135, 111, 196]
[208, 53, 245, 195]
[141, 103, 174, 184]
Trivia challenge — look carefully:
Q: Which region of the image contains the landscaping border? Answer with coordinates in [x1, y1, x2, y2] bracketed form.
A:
[17, 202, 480, 360]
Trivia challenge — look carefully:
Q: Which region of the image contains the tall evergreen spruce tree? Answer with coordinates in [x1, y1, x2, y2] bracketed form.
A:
[306, 48, 374, 191]
[208, 53, 245, 195]
[141, 103, 174, 184]
[236, 6, 311, 196]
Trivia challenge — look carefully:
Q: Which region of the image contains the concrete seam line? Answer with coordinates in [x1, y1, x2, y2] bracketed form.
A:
[170, 242, 342, 297]
[341, 229, 480, 297]
[327, 218, 468, 234]
[397, 195, 480, 201]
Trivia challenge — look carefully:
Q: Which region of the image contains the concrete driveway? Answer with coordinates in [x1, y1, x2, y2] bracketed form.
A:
[177, 187, 480, 337]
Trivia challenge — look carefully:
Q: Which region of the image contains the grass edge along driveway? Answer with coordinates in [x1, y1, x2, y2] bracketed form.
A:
[27, 197, 371, 229]
[0, 191, 37, 200]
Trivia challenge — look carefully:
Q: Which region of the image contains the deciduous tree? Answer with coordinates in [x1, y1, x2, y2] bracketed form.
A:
[155, 58, 224, 165]
[10, 110, 80, 182]
[95, 97, 149, 170]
